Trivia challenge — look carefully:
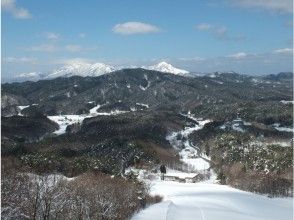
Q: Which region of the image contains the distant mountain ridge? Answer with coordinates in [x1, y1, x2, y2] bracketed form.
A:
[13, 62, 190, 82]
[46, 62, 116, 79]
[2, 68, 292, 121]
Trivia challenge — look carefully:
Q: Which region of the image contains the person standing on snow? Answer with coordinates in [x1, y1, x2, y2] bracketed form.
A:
[160, 164, 166, 180]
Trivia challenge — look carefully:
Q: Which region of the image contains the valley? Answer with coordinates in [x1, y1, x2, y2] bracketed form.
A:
[2, 1, 293, 219]
[1, 68, 293, 219]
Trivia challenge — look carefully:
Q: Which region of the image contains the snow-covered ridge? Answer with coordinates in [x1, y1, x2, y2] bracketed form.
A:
[145, 62, 189, 75]
[46, 62, 115, 79]
[15, 61, 189, 80]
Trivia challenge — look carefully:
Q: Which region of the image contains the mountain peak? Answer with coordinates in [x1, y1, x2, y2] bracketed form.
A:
[147, 62, 189, 75]
[13, 61, 190, 82]
[45, 62, 115, 79]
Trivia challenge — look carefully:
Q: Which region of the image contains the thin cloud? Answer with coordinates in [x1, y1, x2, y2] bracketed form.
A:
[17, 72, 39, 78]
[196, 23, 228, 39]
[29, 44, 59, 52]
[175, 50, 292, 74]
[78, 33, 86, 38]
[196, 23, 244, 41]
[44, 32, 60, 40]
[178, 57, 205, 62]
[272, 48, 293, 54]
[27, 44, 89, 53]
[1, 0, 32, 19]
[64, 44, 83, 52]
[226, 52, 248, 59]
[113, 21, 161, 35]
[227, 0, 293, 13]
[55, 58, 95, 65]
[196, 23, 212, 31]
[3, 56, 37, 63]
[284, 20, 293, 28]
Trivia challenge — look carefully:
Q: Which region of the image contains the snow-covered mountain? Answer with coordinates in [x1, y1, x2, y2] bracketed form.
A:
[146, 62, 189, 75]
[46, 62, 116, 79]
[13, 61, 190, 82]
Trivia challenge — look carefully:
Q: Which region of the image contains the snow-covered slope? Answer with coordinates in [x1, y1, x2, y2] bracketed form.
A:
[146, 62, 189, 75]
[46, 62, 115, 78]
[132, 181, 293, 220]
[132, 112, 293, 220]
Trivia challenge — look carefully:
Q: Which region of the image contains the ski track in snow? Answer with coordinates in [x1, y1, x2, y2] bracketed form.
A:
[132, 113, 293, 220]
[132, 180, 293, 220]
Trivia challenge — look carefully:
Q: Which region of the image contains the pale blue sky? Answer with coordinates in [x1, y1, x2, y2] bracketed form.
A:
[2, 0, 293, 80]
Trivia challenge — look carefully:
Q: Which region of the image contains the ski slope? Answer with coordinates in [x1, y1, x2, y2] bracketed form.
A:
[132, 180, 293, 220]
[133, 114, 293, 220]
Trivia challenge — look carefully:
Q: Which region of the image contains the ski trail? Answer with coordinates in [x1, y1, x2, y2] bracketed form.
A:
[165, 197, 207, 220]
[195, 204, 206, 220]
[131, 113, 293, 220]
[131, 181, 293, 220]
[165, 201, 176, 220]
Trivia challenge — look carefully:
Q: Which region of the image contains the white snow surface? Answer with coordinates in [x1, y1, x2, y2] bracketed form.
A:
[17, 105, 30, 112]
[89, 104, 102, 114]
[220, 118, 252, 133]
[146, 62, 189, 75]
[45, 62, 115, 78]
[139, 85, 147, 91]
[16, 61, 190, 81]
[182, 157, 210, 171]
[136, 103, 149, 108]
[166, 118, 210, 150]
[272, 123, 294, 133]
[132, 113, 293, 220]
[274, 127, 294, 132]
[166, 114, 211, 172]
[280, 100, 294, 104]
[179, 146, 210, 171]
[48, 104, 129, 135]
[132, 181, 293, 220]
[17, 104, 38, 115]
[48, 115, 88, 135]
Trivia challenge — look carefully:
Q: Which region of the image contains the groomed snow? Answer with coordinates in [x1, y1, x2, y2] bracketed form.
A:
[132, 181, 293, 220]
[48, 105, 129, 135]
[48, 115, 88, 135]
[133, 113, 293, 220]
